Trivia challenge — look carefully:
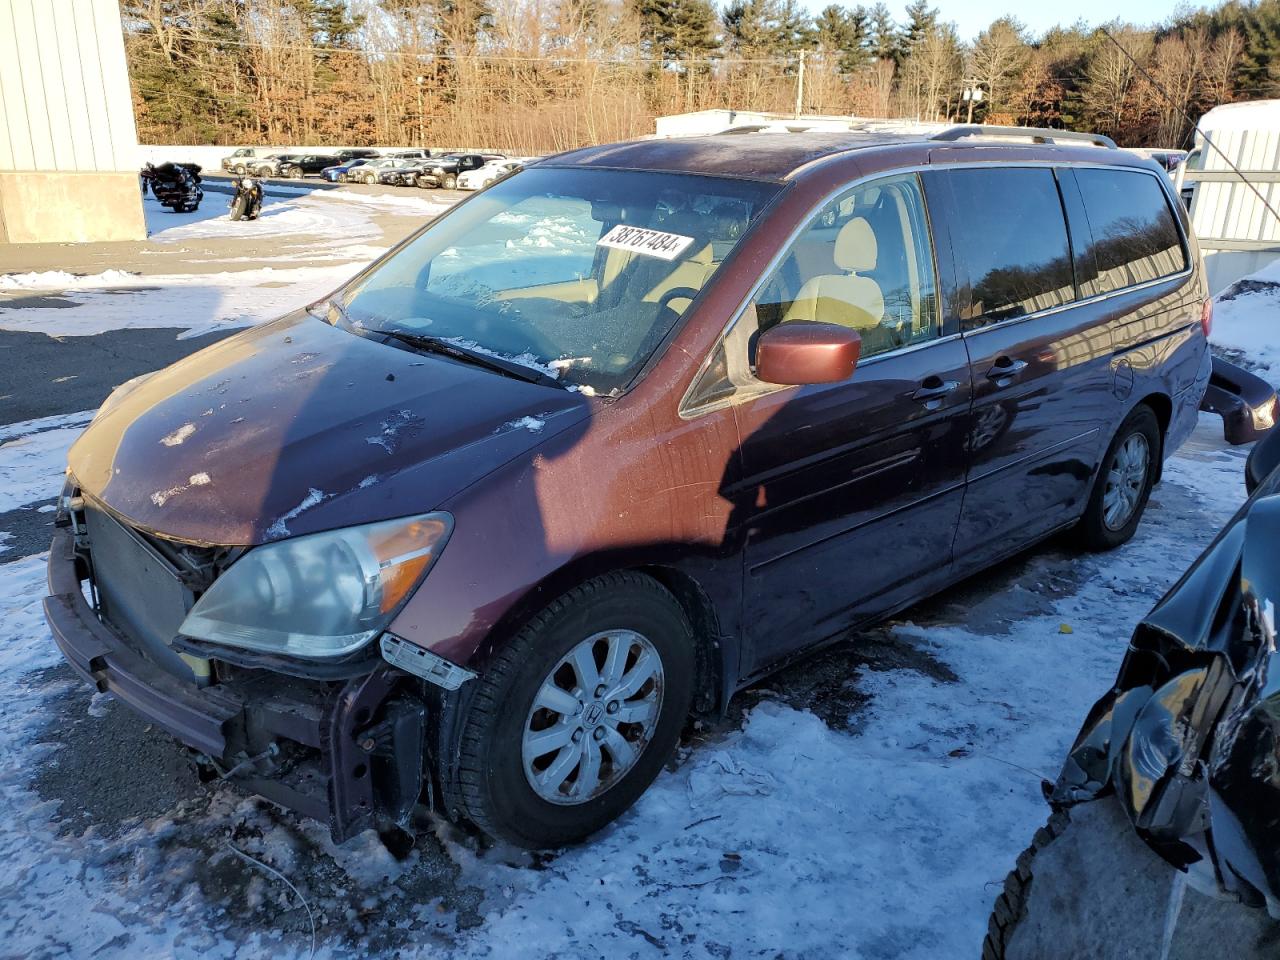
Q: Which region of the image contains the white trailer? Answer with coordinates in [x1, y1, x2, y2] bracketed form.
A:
[1178, 99, 1280, 293]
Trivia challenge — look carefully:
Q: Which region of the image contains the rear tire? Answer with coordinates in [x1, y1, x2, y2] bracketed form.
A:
[454, 572, 696, 849]
[230, 194, 249, 221]
[1077, 405, 1161, 551]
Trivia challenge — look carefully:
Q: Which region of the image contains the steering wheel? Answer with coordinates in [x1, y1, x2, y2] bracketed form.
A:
[656, 286, 702, 312]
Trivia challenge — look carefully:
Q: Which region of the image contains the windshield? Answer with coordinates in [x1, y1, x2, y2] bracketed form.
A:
[339, 166, 782, 394]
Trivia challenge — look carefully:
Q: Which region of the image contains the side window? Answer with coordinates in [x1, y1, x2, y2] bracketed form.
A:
[944, 168, 1075, 329]
[754, 172, 940, 359]
[1075, 168, 1188, 294]
[682, 173, 939, 414]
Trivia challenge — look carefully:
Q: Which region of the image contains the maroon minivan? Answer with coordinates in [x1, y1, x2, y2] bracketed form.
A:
[45, 126, 1212, 848]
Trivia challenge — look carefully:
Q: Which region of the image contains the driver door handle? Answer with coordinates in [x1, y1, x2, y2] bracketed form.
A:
[912, 377, 960, 409]
[986, 357, 1028, 387]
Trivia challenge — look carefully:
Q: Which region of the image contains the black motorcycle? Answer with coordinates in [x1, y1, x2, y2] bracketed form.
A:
[229, 176, 264, 221]
[141, 162, 203, 213]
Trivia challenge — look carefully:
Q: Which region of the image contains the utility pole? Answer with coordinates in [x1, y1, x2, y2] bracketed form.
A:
[415, 75, 426, 147]
[794, 50, 806, 118]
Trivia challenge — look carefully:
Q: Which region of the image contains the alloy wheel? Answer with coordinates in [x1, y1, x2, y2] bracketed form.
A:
[521, 629, 664, 805]
[1102, 432, 1150, 530]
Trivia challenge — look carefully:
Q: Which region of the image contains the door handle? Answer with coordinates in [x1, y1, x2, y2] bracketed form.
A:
[986, 357, 1028, 388]
[911, 377, 960, 410]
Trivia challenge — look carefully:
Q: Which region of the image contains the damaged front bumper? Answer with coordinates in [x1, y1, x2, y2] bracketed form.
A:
[44, 523, 429, 843]
[1199, 355, 1278, 445]
[1054, 426, 1280, 914]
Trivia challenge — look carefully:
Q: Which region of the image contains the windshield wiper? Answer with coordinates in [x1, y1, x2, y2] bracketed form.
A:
[377, 329, 563, 388]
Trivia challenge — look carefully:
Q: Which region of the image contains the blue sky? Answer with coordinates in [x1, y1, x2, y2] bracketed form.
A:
[841, 0, 1187, 42]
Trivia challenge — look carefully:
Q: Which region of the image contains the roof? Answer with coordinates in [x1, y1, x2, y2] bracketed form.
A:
[1198, 99, 1280, 133]
[542, 128, 1129, 181]
[543, 132, 919, 180]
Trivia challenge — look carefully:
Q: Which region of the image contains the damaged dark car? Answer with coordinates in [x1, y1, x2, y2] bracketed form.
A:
[1053, 423, 1280, 915]
[46, 128, 1212, 849]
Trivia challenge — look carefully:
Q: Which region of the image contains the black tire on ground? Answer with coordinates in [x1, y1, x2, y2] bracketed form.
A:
[233, 164, 246, 175]
[983, 810, 1070, 960]
[285, 165, 301, 178]
[364, 172, 376, 184]
[1077, 404, 1162, 551]
[230, 193, 249, 221]
[337, 173, 347, 183]
[454, 571, 697, 849]
[443, 173, 457, 190]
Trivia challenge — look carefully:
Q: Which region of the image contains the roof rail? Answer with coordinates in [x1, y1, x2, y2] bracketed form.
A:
[930, 124, 1118, 150]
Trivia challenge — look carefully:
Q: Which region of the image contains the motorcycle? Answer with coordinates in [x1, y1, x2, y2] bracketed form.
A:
[140, 162, 203, 213]
[229, 176, 264, 221]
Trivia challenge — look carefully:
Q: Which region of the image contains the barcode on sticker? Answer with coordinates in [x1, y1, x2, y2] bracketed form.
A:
[597, 224, 696, 261]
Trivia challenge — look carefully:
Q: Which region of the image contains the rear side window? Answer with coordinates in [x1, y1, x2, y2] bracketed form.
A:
[944, 168, 1075, 329]
[1074, 168, 1187, 294]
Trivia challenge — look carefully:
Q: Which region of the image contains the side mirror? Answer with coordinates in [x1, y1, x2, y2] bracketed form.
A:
[755, 320, 861, 385]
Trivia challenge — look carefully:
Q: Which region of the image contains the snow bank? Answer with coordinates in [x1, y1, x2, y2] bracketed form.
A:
[1212, 258, 1280, 372]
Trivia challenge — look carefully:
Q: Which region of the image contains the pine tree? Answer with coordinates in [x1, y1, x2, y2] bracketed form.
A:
[866, 2, 897, 62]
[723, 0, 783, 56]
[632, 0, 721, 63]
[813, 5, 870, 73]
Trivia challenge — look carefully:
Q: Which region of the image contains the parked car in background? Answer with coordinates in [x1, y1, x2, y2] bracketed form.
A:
[456, 158, 530, 191]
[416, 153, 505, 189]
[378, 158, 434, 187]
[322, 158, 371, 183]
[334, 147, 380, 163]
[276, 154, 341, 178]
[46, 126, 1211, 852]
[345, 156, 418, 185]
[245, 153, 300, 177]
[376, 158, 437, 185]
[1124, 147, 1189, 175]
[221, 148, 262, 174]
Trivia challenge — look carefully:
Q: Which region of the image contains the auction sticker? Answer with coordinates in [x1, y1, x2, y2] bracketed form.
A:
[597, 224, 695, 261]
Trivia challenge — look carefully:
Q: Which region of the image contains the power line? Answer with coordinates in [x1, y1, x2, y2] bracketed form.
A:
[1098, 25, 1280, 228]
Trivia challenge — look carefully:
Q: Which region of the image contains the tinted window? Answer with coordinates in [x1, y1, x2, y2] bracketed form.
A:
[946, 168, 1075, 328]
[755, 172, 939, 358]
[1075, 168, 1187, 294]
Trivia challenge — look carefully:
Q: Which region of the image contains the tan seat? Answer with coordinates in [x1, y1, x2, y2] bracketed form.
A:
[782, 218, 885, 329]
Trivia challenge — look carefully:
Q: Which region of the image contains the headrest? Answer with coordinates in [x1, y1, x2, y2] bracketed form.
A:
[833, 217, 877, 273]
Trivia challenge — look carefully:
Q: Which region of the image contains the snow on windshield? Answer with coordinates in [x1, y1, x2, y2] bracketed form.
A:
[428, 197, 598, 294]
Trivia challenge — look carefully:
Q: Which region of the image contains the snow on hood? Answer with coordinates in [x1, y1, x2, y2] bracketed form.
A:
[68, 313, 590, 545]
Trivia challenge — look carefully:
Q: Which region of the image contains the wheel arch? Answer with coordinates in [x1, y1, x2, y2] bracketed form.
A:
[463, 557, 733, 720]
[1133, 391, 1172, 481]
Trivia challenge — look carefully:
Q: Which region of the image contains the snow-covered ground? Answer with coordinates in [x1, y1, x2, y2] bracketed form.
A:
[0, 188, 451, 339]
[0, 241, 1277, 957]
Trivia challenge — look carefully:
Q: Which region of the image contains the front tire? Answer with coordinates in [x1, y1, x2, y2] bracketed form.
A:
[1077, 405, 1161, 550]
[443, 173, 458, 190]
[455, 572, 696, 848]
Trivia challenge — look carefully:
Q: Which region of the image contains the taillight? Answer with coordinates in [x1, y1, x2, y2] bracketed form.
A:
[1201, 298, 1213, 338]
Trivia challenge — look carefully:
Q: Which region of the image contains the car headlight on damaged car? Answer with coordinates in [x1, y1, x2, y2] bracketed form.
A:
[179, 513, 452, 659]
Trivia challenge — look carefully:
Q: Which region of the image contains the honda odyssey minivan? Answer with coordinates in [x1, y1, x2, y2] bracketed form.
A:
[46, 126, 1212, 848]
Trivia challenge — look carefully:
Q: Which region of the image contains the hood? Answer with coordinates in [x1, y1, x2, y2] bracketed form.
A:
[70, 313, 590, 546]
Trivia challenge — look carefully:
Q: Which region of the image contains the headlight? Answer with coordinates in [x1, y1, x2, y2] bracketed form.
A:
[1254, 397, 1278, 431]
[179, 512, 452, 659]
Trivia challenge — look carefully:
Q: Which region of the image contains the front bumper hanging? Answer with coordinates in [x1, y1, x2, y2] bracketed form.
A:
[44, 525, 427, 842]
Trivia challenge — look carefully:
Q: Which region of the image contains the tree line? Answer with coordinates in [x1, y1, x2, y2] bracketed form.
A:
[121, 0, 1280, 153]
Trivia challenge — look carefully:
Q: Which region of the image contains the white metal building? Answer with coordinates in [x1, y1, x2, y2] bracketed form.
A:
[1180, 100, 1280, 293]
[0, 0, 145, 243]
